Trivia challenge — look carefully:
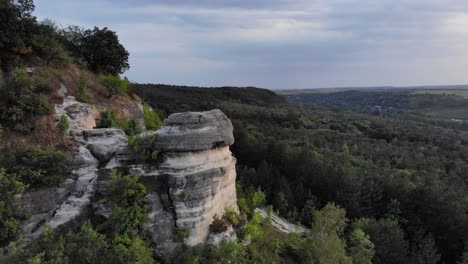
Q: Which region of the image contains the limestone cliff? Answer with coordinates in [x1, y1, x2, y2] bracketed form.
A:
[18, 85, 239, 255]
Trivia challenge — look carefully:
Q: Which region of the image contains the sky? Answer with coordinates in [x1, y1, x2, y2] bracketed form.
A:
[34, 0, 468, 90]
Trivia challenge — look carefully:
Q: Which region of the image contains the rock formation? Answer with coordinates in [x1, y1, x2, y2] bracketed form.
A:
[254, 208, 307, 234]
[18, 84, 239, 255]
[152, 109, 238, 246]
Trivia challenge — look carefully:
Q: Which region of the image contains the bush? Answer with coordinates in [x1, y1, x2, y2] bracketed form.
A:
[0, 143, 67, 188]
[210, 214, 228, 234]
[57, 115, 69, 136]
[77, 72, 89, 102]
[98, 110, 115, 128]
[128, 134, 159, 164]
[100, 74, 129, 97]
[176, 229, 189, 242]
[0, 169, 26, 246]
[1, 68, 52, 130]
[98, 110, 142, 136]
[143, 104, 163, 130]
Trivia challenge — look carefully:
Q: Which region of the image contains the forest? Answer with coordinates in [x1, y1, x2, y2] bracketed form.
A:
[135, 83, 468, 263]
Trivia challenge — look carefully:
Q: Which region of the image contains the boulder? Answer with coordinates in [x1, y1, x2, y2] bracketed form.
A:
[254, 208, 308, 234]
[83, 128, 128, 163]
[154, 109, 234, 152]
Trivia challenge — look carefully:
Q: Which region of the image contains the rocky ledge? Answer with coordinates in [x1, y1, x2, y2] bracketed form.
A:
[18, 84, 239, 256]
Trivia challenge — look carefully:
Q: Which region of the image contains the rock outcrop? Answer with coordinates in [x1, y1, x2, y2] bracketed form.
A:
[254, 208, 307, 234]
[19, 85, 239, 255]
[154, 109, 238, 246]
[18, 85, 128, 237]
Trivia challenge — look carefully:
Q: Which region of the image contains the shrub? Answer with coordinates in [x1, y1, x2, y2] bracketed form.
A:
[143, 104, 163, 130]
[128, 134, 159, 164]
[57, 115, 69, 136]
[0, 169, 26, 246]
[0, 143, 67, 188]
[210, 214, 228, 234]
[77, 73, 89, 102]
[1, 68, 52, 130]
[176, 229, 190, 241]
[100, 74, 129, 97]
[98, 110, 142, 136]
[224, 205, 240, 226]
[98, 110, 115, 128]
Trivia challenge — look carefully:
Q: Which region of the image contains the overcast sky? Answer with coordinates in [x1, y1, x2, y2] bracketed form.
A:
[35, 0, 468, 89]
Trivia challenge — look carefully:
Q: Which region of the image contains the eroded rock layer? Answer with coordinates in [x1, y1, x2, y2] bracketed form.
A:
[18, 86, 238, 254]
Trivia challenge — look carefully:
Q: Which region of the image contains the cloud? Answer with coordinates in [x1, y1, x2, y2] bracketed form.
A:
[34, 0, 468, 89]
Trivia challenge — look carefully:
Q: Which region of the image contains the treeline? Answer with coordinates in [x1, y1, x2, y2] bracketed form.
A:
[135, 84, 468, 263]
[285, 89, 468, 130]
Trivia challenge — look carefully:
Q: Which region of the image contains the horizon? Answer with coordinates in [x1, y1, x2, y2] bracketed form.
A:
[35, 0, 468, 89]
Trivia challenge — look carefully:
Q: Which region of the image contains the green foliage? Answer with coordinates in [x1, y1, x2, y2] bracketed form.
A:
[32, 33, 68, 66]
[98, 110, 142, 136]
[0, 168, 25, 246]
[0, 143, 66, 188]
[104, 170, 148, 238]
[143, 104, 163, 130]
[209, 242, 247, 264]
[307, 203, 351, 264]
[128, 134, 159, 164]
[57, 115, 69, 136]
[100, 74, 129, 97]
[1, 67, 52, 130]
[176, 229, 189, 241]
[0, 0, 36, 67]
[348, 228, 375, 264]
[77, 72, 89, 102]
[98, 110, 115, 128]
[354, 218, 410, 264]
[81, 27, 130, 75]
[223, 205, 240, 226]
[411, 233, 441, 264]
[111, 237, 153, 264]
[251, 188, 266, 208]
[241, 213, 264, 241]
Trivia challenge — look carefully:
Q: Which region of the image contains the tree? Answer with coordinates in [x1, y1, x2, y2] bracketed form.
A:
[100, 74, 129, 97]
[80, 27, 129, 75]
[32, 34, 68, 66]
[348, 228, 375, 264]
[354, 218, 410, 264]
[308, 203, 352, 264]
[412, 233, 441, 264]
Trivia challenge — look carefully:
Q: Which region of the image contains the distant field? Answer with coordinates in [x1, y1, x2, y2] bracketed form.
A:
[413, 89, 468, 99]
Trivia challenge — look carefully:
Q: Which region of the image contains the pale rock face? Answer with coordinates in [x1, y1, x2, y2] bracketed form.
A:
[153, 109, 238, 246]
[20, 85, 115, 237]
[65, 103, 99, 129]
[19, 85, 239, 256]
[154, 109, 235, 152]
[83, 129, 128, 163]
[254, 208, 308, 234]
